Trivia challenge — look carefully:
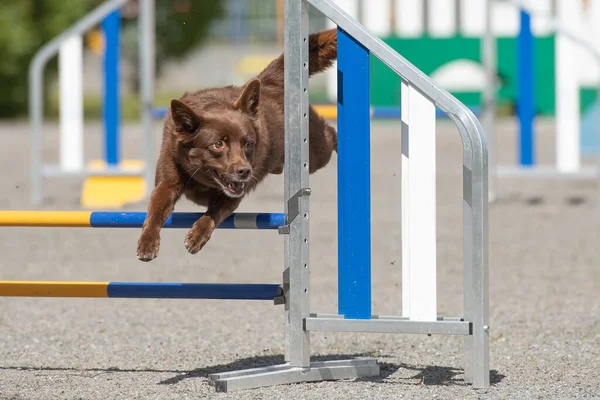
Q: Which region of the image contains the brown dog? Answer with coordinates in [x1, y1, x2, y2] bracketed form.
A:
[136, 28, 338, 261]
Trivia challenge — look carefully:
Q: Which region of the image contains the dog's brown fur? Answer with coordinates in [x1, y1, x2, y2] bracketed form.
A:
[136, 28, 338, 261]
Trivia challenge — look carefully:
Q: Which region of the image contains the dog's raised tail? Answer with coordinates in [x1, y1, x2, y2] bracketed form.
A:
[308, 28, 337, 76]
[257, 28, 337, 84]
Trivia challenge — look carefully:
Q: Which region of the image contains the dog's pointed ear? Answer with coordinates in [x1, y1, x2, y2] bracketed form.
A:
[234, 78, 261, 116]
[171, 99, 202, 134]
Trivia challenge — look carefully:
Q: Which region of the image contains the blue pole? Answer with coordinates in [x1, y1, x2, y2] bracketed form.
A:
[106, 282, 281, 300]
[517, 9, 535, 166]
[101, 10, 121, 166]
[337, 28, 371, 320]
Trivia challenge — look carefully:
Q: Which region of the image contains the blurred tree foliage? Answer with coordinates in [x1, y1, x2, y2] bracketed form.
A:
[0, 0, 224, 118]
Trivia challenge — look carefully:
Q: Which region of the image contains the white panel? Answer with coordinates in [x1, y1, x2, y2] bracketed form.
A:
[460, 0, 485, 36]
[428, 0, 456, 37]
[59, 34, 84, 172]
[491, 2, 520, 37]
[555, 0, 581, 172]
[362, 0, 392, 36]
[401, 83, 437, 322]
[401, 81, 410, 318]
[577, 0, 600, 86]
[326, 0, 360, 102]
[395, 0, 423, 37]
[527, 0, 553, 36]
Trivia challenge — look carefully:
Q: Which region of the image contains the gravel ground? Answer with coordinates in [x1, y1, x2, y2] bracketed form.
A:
[0, 118, 599, 400]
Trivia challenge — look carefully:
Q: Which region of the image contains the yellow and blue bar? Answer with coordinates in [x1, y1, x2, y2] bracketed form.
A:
[0, 281, 282, 300]
[0, 211, 286, 229]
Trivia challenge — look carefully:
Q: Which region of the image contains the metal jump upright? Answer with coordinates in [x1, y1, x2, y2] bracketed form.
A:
[206, 0, 490, 391]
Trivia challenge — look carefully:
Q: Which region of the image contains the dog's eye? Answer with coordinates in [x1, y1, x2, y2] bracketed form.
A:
[212, 140, 224, 150]
[245, 142, 253, 149]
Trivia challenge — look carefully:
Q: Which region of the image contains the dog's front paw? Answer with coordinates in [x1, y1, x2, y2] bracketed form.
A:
[184, 217, 215, 254]
[137, 231, 160, 262]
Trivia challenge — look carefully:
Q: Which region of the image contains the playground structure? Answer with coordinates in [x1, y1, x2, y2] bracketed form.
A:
[7, 0, 490, 393]
[30, 0, 156, 209]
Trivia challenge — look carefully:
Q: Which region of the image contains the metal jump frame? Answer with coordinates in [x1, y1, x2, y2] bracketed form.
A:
[208, 0, 490, 391]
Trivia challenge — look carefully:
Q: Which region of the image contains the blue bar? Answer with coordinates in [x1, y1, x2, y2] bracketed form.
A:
[101, 10, 121, 166]
[106, 282, 281, 300]
[337, 28, 371, 320]
[517, 9, 535, 166]
[256, 213, 285, 229]
[89, 212, 286, 229]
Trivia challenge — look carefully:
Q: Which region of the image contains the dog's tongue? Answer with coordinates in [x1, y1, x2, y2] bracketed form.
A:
[227, 181, 244, 194]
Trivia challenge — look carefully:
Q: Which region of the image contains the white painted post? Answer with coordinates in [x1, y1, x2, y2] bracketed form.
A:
[428, 0, 456, 38]
[460, 0, 486, 36]
[401, 81, 411, 318]
[362, 0, 391, 36]
[491, 1, 520, 37]
[58, 34, 84, 172]
[401, 82, 437, 322]
[529, 0, 553, 36]
[395, 0, 424, 37]
[555, 0, 581, 173]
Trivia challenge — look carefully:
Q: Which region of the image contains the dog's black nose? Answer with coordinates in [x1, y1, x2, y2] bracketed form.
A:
[235, 165, 252, 180]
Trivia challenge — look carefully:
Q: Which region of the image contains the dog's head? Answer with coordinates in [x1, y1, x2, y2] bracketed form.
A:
[169, 79, 261, 198]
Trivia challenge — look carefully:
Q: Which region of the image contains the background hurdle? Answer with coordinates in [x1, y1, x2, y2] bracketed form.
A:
[489, 0, 600, 184]
[30, 0, 156, 208]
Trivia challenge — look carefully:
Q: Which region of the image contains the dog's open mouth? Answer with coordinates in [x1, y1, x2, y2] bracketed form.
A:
[214, 173, 246, 197]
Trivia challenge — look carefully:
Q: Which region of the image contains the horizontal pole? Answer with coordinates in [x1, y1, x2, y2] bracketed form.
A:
[0, 281, 282, 300]
[0, 211, 286, 229]
[152, 105, 481, 121]
[304, 316, 471, 335]
[495, 165, 600, 179]
[308, 313, 465, 322]
[42, 165, 145, 177]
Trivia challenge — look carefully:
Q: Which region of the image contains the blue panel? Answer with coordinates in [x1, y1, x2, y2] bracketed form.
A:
[337, 28, 371, 320]
[89, 212, 285, 229]
[517, 9, 535, 166]
[101, 10, 121, 166]
[106, 282, 281, 300]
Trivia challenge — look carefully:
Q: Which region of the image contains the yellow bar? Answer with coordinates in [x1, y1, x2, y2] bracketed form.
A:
[0, 211, 91, 227]
[314, 104, 337, 120]
[0, 281, 108, 297]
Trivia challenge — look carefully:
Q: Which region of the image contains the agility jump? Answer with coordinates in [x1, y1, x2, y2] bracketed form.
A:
[3, 0, 490, 392]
